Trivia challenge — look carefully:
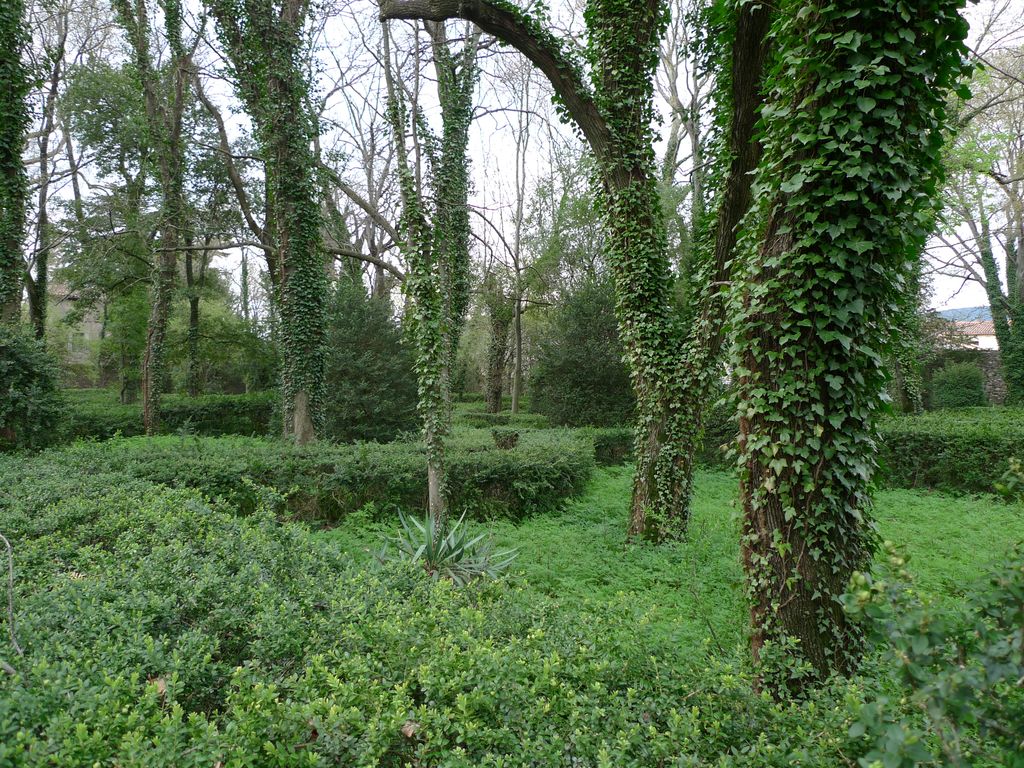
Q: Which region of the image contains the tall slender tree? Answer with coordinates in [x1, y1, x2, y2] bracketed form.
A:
[382, 18, 479, 526]
[112, 0, 191, 433]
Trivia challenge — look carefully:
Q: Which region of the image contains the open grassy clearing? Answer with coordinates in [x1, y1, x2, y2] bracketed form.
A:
[320, 466, 1024, 664]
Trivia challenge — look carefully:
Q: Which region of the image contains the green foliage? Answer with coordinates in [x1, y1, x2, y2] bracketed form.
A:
[728, 0, 971, 685]
[40, 430, 594, 522]
[0, 468, 850, 767]
[490, 427, 520, 450]
[0, 0, 30, 316]
[581, 426, 634, 466]
[380, 511, 517, 585]
[4, 452, 1021, 765]
[845, 544, 1024, 766]
[0, 327, 64, 451]
[877, 408, 1024, 494]
[323, 278, 418, 443]
[930, 361, 988, 409]
[63, 389, 277, 440]
[530, 279, 635, 427]
[456, 409, 549, 429]
[995, 456, 1024, 501]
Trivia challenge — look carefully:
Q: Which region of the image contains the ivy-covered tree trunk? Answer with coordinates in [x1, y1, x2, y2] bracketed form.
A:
[184, 237, 210, 398]
[730, 0, 969, 689]
[113, 0, 190, 435]
[975, 215, 1024, 402]
[669, 0, 771, 494]
[485, 310, 511, 414]
[205, 0, 327, 443]
[383, 19, 478, 527]
[0, 0, 30, 325]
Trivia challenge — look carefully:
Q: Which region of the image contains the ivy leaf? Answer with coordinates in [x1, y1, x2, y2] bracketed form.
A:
[856, 96, 877, 113]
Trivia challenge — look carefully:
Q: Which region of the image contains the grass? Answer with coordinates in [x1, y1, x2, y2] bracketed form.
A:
[320, 466, 1024, 665]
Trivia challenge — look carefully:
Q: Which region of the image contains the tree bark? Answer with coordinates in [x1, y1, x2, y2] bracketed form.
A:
[485, 309, 510, 413]
[510, 295, 522, 414]
[0, 0, 30, 326]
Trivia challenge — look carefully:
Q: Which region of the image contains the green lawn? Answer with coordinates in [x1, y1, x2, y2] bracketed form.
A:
[320, 467, 1024, 664]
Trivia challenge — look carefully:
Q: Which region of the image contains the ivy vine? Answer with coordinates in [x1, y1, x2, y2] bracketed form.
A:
[205, 0, 328, 441]
[382, 20, 479, 524]
[0, 0, 30, 323]
[728, 0, 971, 688]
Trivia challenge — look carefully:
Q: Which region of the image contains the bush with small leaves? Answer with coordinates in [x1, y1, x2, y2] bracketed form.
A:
[929, 361, 988, 409]
[844, 543, 1024, 766]
[0, 326, 64, 451]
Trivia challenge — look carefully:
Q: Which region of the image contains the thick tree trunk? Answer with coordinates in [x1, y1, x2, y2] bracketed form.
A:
[0, 0, 29, 328]
[736, 215, 871, 686]
[731, 0, 966, 690]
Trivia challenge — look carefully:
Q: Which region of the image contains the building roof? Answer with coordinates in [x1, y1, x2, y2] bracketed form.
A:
[954, 319, 996, 336]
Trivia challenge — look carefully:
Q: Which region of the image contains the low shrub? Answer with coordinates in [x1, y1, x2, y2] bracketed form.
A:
[62, 389, 276, 440]
[44, 430, 595, 522]
[845, 544, 1024, 767]
[490, 427, 520, 450]
[929, 361, 988, 409]
[457, 410, 550, 429]
[877, 408, 1024, 494]
[0, 327, 64, 451]
[0, 472, 875, 767]
[584, 426, 634, 466]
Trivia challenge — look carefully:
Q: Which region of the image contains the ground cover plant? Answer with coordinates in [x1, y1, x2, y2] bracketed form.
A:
[0, 453, 1021, 766]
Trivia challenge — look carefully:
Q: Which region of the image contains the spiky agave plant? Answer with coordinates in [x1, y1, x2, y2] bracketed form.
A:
[380, 512, 517, 586]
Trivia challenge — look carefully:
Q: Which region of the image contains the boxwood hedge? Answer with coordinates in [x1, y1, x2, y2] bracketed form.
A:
[876, 408, 1024, 495]
[41, 429, 594, 522]
[0, 469, 871, 767]
[62, 389, 277, 440]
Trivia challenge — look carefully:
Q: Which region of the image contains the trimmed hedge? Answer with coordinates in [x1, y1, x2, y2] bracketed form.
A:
[583, 427, 634, 466]
[62, 389, 277, 439]
[877, 408, 1024, 494]
[930, 362, 988, 409]
[457, 410, 550, 429]
[0, 470, 873, 767]
[46, 430, 595, 522]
